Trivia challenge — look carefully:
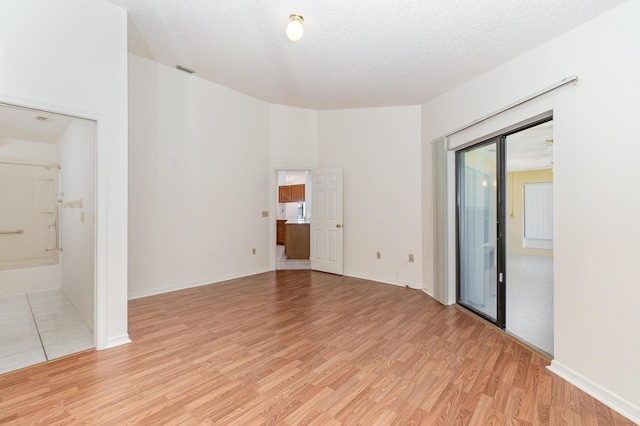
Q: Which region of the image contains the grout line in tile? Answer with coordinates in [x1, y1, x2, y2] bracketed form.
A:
[26, 293, 49, 361]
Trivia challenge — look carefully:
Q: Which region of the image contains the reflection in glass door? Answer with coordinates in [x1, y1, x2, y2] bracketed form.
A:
[456, 138, 504, 326]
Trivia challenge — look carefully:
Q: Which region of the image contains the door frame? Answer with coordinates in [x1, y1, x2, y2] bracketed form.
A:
[271, 167, 312, 271]
[0, 99, 100, 347]
[454, 116, 553, 330]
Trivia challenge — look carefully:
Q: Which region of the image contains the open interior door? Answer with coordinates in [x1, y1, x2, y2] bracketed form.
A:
[310, 167, 343, 274]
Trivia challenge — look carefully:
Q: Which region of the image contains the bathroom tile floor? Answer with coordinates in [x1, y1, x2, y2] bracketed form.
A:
[0, 289, 94, 375]
[276, 244, 310, 270]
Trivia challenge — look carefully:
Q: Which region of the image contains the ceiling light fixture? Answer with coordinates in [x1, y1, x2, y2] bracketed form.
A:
[286, 14, 304, 42]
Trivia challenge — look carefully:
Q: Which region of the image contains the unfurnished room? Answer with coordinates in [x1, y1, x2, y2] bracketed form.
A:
[1, 0, 639, 424]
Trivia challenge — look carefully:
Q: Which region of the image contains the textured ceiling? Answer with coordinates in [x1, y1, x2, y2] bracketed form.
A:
[108, 0, 627, 109]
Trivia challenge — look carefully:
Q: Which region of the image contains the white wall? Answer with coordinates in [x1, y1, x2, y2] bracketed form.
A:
[0, 139, 57, 162]
[270, 105, 317, 170]
[57, 119, 96, 330]
[269, 105, 317, 266]
[422, 0, 640, 419]
[128, 54, 272, 298]
[0, 0, 129, 349]
[317, 106, 422, 288]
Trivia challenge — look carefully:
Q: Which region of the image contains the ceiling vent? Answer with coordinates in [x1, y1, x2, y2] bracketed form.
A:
[34, 115, 50, 122]
[176, 65, 196, 74]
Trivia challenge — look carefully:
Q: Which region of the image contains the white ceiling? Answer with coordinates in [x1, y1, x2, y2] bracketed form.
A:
[0, 104, 73, 144]
[108, 0, 626, 110]
[507, 121, 554, 172]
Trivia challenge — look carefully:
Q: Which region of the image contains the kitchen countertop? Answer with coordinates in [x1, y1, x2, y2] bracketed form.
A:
[285, 219, 310, 224]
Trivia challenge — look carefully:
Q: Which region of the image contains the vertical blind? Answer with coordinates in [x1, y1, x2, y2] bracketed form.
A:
[432, 137, 448, 305]
[524, 182, 553, 240]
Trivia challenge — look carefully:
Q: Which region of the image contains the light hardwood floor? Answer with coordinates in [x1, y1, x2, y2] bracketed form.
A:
[0, 271, 634, 425]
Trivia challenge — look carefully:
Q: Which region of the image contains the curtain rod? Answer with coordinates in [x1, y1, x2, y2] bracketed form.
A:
[0, 161, 61, 170]
[443, 75, 578, 139]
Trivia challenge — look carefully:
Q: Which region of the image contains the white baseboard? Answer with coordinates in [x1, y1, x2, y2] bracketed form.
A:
[105, 333, 131, 349]
[344, 271, 422, 290]
[548, 360, 640, 424]
[127, 268, 271, 300]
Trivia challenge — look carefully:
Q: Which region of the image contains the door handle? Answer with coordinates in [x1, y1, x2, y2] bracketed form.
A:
[336, 224, 342, 228]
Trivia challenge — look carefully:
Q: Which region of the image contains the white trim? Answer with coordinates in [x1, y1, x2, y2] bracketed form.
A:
[271, 167, 314, 272]
[345, 271, 422, 290]
[548, 360, 640, 424]
[106, 334, 132, 349]
[342, 271, 435, 297]
[127, 268, 271, 300]
[0, 94, 110, 351]
[421, 288, 434, 298]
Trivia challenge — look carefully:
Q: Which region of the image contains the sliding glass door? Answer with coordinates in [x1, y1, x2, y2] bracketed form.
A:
[456, 118, 553, 350]
[456, 137, 505, 327]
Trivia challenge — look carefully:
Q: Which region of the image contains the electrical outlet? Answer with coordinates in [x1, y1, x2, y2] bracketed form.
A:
[376, 251, 381, 259]
[262, 211, 269, 217]
[408, 254, 414, 263]
[252, 248, 256, 255]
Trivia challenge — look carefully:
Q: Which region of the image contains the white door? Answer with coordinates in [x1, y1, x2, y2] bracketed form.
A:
[310, 167, 343, 274]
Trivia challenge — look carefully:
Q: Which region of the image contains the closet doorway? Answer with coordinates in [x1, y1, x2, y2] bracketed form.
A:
[456, 119, 554, 356]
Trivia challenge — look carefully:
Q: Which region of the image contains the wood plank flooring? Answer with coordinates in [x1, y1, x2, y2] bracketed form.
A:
[0, 271, 635, 425]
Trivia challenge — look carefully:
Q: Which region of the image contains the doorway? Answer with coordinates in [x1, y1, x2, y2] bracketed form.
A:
[275, 170, 311, 270]
[0, 103, 96, 373]
[456, 119, 554, 355]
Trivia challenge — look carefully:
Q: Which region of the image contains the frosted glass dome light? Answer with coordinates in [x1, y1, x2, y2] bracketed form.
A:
[286, 14, 304, 42]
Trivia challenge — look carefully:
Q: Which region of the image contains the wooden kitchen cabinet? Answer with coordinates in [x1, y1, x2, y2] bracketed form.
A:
[276, 220, 287, 245]
[279, 185, 292, 202]
[278, 184, 305, 203]
[291, 184, 305, 202]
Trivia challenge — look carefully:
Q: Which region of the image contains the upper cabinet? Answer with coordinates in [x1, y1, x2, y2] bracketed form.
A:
[279, 184, 305, 203]
[291, 184, 305, 202]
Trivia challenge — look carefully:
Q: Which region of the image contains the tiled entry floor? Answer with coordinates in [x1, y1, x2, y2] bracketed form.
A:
[0, 289, 94, 375]
[276, 244, 310, 270]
